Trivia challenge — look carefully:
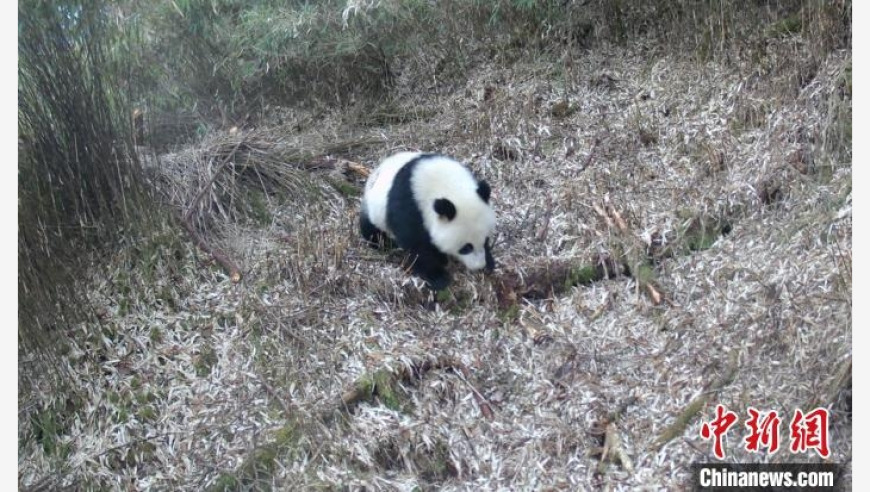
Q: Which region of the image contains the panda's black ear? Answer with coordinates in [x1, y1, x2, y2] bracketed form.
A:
[433, 198, 457, 221]
[477, 180, 491, 203]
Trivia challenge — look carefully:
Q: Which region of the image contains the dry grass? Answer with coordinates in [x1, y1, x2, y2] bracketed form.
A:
[19, 40, 851, 490]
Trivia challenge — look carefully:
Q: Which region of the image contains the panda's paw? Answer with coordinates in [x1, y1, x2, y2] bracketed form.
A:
[426, 274, 451, 291]
[484, 240, 496, 272]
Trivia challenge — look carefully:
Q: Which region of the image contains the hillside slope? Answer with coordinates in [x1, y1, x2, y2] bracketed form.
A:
[20, 41, 851, 490]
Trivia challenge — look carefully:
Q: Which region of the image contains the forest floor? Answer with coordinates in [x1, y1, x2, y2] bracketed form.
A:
[20, 39, 852, 490]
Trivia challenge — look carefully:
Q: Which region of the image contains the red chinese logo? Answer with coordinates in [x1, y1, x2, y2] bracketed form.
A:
[700, 405, 831, 460]
[744, 407, 781, 454]
[700, 404, 739, 459]
[789, 408, 830, 458]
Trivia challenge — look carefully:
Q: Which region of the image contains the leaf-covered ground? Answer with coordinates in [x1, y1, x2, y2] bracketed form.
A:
[20, 41, 851, 490]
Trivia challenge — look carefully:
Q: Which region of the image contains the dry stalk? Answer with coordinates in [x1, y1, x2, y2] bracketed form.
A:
[594, 200, 667, 305]
[579, 138, 598, 171]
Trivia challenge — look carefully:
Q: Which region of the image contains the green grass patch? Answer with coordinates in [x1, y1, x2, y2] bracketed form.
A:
[766, 15, 802, 38]
[498, 304, 520, 323]
[633, 263, 657, 285]
[564, 265, 601, 290]
[435, 288, 474, 315]
[354, 368, 408, 412]
[247, 189, 273, 227]
[324, 177, 361, 198]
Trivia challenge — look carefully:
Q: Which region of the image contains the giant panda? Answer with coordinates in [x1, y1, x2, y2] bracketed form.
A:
[360, 151, 496, 290]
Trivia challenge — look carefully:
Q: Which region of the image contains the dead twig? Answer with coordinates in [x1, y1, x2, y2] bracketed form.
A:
[579, 138, 599, 171]
[607, 202, 629, 234]
[592, 203, 614, 229]
[181, 218, 242, 283]
[259, 378, 294, 421]
[447, 358, 495, 420]
[589, 292, 613, 321]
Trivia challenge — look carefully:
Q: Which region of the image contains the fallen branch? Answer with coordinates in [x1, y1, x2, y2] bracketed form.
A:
[607, 202, 629, 234]
[342, 159, 371, 178]
[181, 218, 242, 283]
[184, 139, 245, 224]
[303, 156, 370, 178]
[651, 349, 739, 451]
[182, 140, 244, 282]
[592, 203, 614, 229]
[493, 255, 626, 309]
[334, 355, 494, 421]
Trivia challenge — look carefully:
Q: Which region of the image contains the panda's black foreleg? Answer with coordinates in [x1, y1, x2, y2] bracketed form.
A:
[360, 213, 394, 249]
[409, 247, 451, 290]
[484, 237, 496, 272]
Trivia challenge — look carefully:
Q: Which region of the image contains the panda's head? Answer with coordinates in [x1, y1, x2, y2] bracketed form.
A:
[428, 179, 495, 271]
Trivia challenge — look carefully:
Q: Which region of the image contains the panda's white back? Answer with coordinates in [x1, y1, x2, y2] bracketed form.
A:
[362, 152, 483, 235]
[362, 151, 422, 235]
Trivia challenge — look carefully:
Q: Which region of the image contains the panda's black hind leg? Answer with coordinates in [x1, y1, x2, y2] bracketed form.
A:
[360, 213, 393, 249]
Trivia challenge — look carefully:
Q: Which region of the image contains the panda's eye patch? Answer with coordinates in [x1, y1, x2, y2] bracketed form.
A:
[458, 243, 474, 255]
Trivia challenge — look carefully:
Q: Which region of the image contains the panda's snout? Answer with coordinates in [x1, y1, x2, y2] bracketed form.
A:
[461, 251, 488, 271]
